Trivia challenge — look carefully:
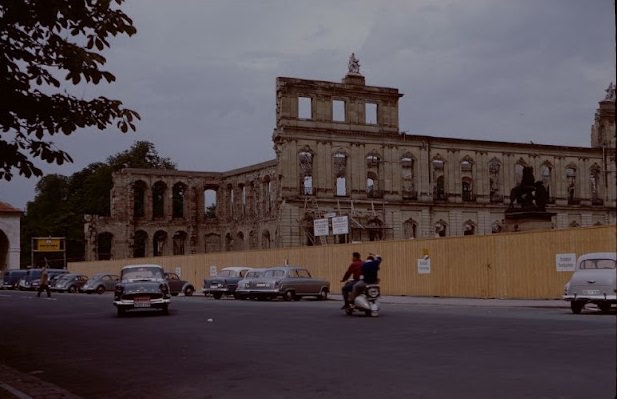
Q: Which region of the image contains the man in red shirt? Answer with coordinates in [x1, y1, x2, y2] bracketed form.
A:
[340, 252, 363, 309]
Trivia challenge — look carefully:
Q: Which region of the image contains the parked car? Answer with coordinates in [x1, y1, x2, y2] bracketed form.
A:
[202, 267, 253, 299]
[164, 272, 195, 296]
[235, 268, 267, 299]
[18, 268, 69, 291]
[113, 264, 171, 317]
[50, 273, 89, 293]
[1, 269, 27, 290]
[80, 273, 120, 294]
[563, 252, 616, 314]
[245, 266, 330, 301]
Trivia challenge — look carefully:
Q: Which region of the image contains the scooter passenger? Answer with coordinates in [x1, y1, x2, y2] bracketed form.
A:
[350, 253, 382, 304]
[340, 252, 363, 309]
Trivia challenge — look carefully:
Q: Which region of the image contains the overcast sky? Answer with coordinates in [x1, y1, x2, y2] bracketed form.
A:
[1, 0, 615, 210]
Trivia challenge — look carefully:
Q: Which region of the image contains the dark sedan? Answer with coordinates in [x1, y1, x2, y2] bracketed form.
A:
[113, 264, 171, 317]
[164, 272, 195, 296]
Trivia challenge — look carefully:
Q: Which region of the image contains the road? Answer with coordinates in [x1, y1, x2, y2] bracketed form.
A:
[0, 291, 615, 399]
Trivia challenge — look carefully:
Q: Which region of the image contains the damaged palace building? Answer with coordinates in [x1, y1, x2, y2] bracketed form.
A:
[84, 59, 616, 260]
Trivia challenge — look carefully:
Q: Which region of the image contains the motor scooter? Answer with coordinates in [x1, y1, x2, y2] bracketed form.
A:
[343, 282, 381, 317]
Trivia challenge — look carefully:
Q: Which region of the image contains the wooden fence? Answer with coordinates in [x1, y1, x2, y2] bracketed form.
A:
[68, 225, 615, 299]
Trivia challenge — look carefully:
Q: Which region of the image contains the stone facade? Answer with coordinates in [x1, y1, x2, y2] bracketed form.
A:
[0, 201, 22, 270]
[84, 66, 616, 260]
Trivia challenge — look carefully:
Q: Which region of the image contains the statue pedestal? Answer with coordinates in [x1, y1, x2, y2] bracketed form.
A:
[342, 74, 365, 86]
[503, 211, 556, 232]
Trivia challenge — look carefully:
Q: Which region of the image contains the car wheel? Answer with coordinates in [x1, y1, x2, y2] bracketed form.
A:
[318, 288, 329, 301]
[171, 293, 179, 297]
[184, 286, 194, 296]
[212, 292, 223, 300]
[68, 285, 77, 293]
[117, 307, 126, 317]
[96, 286, 105, 295]
[570, 301, 584, 314]
[161, 304, 169, 315]
[345, 307, 353, 316]
[283, 290, 296, 301]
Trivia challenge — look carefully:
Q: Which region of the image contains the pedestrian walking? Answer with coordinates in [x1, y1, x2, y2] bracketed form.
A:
[37, 266, 51, 298]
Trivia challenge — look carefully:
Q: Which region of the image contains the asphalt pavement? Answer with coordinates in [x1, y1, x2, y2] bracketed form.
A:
[0, 295, 570, 399]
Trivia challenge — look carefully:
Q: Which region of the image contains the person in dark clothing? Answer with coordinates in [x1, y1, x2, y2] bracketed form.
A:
[361, 253, 382, 284]
[350, 254, 382, 303]
[37, 266, 51, 298]
[340, 252, 363, 309]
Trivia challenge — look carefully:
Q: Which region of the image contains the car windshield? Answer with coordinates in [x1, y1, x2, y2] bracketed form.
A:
[121, 266, 163, 281]
[263, 270, 285, 278]
[245, 271, 263, 278]
[580, 259, 616, 270]
[217, 270, 238, 277]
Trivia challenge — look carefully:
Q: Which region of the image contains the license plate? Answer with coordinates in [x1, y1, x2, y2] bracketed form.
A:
[134, 297, 151, 308]
[582, 290, 600, 295]
[256, 283, 266, 287]
[210, 284, 218, 288]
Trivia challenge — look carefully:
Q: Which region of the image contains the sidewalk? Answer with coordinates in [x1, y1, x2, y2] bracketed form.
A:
[0, 365, 82, 399]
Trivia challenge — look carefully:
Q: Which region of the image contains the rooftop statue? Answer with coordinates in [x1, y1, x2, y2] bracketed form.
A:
[348, 52, 360, 75]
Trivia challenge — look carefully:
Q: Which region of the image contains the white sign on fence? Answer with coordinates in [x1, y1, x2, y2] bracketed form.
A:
[417, 258, 431, 274]
[314, 218, 329, 237]
[209, 266, 217, 276]
[175, 267, 182, 277]
[555, 253, 577, 272]
[331, 216, 349, 235]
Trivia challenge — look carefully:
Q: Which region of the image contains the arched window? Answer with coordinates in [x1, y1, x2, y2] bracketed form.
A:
[261, 230, 271, 249]
[133, 230, 147, 258]
[172, 182, 187, 219]
[401, 154, 417, 200]
[488, 158, 502, 203]
[235, 232, 245, 251]
[153, 230, 168, 256]
[204, 188, 217, 219]
[461, 157, 474, 202]
[434, 220, 447, 237]
[204, 233, 221, 253]
[403, 218, 418, 239]
[172, 231, 187, 255]
[566, 165, 577, 204]
[590, 164, 602, 205]
[540, 162, 553, 203]
[132, 180, 147, 218]
[366, 152, 382, 198]
[463, 220, 476, 236]
[97, 232, 113, 260]
[152, 181, 166, 219]
[249, 230, 258, 250]
[299, 150, 314, 196]
[432, 156, 445, 201]
[333, 151, 347, 196]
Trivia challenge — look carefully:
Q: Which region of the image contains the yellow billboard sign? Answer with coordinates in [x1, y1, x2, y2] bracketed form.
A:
[36, 238, 62, 252]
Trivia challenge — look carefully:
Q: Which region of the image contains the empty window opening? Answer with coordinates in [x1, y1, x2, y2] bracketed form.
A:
[333, 100, 345, 122]
[299, 97, 312, 119]
[365, 103, 377, 124]
[204, 189, 217, 218]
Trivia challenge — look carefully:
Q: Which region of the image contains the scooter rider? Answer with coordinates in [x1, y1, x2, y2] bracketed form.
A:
[350, 253, 382, 304]
[340, 252, 363, 309]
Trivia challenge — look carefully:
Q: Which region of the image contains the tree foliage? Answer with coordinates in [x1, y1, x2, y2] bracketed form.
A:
[0, 0, 140, 181]
[20, 141, 175, 266]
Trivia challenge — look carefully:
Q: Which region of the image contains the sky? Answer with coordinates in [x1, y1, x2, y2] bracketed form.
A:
[1, 0, 615, 210]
